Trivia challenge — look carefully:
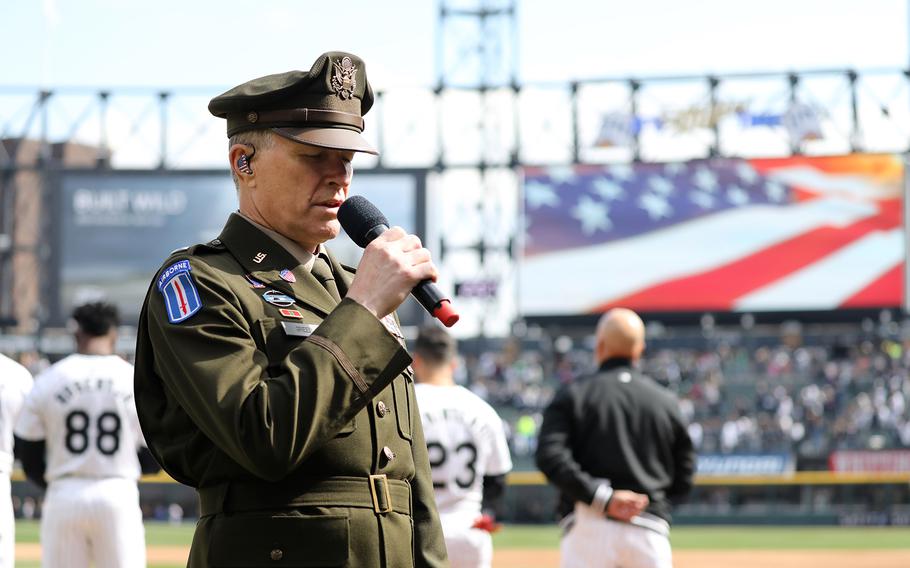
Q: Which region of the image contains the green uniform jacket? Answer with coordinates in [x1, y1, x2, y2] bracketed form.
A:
[134, 213, 449, 567]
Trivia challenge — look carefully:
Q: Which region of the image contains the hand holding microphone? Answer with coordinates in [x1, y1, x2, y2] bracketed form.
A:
[339, 196, 459, 327]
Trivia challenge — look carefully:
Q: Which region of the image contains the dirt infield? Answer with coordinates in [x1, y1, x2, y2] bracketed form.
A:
[18, 544, 910, 567]
[492, 549, 910, 568]
[17, 543, 190, 564]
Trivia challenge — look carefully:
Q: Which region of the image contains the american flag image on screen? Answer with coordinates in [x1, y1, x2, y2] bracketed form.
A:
[519, 154, 903, 315]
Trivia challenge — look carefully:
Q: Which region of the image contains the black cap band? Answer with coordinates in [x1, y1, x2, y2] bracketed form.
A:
[227, 107, 366, 137]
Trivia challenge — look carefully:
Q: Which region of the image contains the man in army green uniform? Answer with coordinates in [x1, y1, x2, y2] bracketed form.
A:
[134, 52, 449, 567]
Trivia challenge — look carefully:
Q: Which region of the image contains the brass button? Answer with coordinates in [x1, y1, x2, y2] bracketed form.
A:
[383, 446, 395, 461]
[270, 549, 283, 561]
[376, 401, 387, 417]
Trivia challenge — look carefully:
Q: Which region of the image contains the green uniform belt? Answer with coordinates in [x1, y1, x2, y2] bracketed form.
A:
[197, 474, 411, 517]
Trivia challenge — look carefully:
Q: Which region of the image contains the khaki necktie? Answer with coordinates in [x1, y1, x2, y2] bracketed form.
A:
[311, 255, 342, 302]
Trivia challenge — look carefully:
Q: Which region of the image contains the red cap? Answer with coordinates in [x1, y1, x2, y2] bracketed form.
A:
[432, 300, 460, 328]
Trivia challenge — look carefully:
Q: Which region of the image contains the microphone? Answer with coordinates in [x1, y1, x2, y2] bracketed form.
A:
[338, 195, 459, 327]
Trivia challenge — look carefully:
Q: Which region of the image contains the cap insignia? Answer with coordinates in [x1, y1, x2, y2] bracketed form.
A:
[246, 111, 259, 124]
[331, 57, 357, 100]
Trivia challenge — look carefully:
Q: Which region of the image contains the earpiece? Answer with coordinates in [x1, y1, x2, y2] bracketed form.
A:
[237, 154, 253, 175]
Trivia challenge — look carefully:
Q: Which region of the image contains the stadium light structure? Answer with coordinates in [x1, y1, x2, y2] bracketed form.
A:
[3, 64, 910, 337]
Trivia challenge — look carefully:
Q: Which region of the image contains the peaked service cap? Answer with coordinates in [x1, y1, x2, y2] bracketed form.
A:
[208, 51, 377, 155]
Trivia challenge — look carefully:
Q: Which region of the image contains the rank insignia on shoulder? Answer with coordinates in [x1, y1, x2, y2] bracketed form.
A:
[243, 274, 266, 288]
[279, 308, 303, 319]
[157, 260, 202, 324]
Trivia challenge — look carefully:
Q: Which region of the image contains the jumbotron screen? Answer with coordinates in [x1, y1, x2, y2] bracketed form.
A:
[57, 171, 418, 324]
[520, 154, 903, 315]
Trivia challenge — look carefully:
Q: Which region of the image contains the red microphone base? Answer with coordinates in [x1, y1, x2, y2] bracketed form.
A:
[432, 300, 460, 327]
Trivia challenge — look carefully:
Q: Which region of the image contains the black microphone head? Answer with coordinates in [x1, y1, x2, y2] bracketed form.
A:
[338, 195, 390, 248]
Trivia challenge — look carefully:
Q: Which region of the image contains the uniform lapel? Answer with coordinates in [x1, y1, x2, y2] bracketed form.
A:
[288, 263, 338, 311]
[217, 213, 336, 316]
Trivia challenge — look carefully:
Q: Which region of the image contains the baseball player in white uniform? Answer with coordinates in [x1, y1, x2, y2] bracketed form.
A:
[13, 302, 159, 568]
[0, 353, 32, 567]
[412, 325, 513, 568]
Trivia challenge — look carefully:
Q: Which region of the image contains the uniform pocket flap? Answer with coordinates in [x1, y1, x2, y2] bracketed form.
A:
[392, 378, 412, 441]
[210, 514, 349, 567]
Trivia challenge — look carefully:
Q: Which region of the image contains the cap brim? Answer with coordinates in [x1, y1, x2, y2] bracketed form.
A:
[272, 127, 379, 155]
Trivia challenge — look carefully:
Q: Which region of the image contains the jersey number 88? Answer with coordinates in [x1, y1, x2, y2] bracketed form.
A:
[64, 409, 121, 455]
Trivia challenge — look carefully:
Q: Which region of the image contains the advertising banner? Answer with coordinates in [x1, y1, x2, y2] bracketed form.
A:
[696, 453, 796, 476]
[829, 450, 910, 473]
[58, 172, 417, 323]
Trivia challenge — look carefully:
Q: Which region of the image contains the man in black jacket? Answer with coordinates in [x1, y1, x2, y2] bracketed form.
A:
[536, 308, 695, 568]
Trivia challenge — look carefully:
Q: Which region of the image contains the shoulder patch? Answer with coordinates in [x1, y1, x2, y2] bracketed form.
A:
[157, 260, 202, 324]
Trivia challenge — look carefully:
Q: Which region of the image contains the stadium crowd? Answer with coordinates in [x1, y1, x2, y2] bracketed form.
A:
[5, 316, 910, 471]
[455, 318, 910, 466]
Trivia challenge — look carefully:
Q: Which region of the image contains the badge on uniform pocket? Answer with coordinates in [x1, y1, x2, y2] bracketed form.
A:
[262, 290, 296, 307]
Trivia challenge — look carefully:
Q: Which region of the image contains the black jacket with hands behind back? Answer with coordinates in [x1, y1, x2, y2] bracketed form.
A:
[536, 358, 695, 523]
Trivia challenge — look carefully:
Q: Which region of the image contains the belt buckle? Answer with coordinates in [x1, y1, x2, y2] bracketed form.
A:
[369, 474, 393, 514]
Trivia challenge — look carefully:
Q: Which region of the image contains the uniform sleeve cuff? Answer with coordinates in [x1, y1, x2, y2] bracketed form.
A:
[309, 298, 411, 396]
[591, 482, 613, 514]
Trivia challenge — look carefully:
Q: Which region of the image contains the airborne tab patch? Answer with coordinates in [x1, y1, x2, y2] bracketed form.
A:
[157, 260, 202, 324]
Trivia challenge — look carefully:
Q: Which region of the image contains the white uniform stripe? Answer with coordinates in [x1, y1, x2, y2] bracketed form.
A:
[734, 228, 903, 310]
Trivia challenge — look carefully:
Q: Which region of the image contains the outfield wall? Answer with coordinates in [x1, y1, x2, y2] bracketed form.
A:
[10, 470, 909, 526]
[506, 471, 910, 526]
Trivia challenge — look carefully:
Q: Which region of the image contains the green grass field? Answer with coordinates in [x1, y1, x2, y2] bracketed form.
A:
[13, 520, 910, 568]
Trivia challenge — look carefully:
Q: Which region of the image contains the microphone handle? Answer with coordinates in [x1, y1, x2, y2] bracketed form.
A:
[412, 279, 447, 313]
[358, 223, 459, 327]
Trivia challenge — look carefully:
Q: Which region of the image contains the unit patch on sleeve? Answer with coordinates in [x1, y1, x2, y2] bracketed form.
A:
[157, 260, 202, 324]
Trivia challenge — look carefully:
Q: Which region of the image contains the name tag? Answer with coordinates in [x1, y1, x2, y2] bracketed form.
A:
[281, 322, 317, 337]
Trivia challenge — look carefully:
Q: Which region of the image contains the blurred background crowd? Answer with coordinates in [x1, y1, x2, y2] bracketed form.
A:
[439, 314, 910, 470]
